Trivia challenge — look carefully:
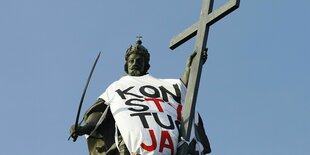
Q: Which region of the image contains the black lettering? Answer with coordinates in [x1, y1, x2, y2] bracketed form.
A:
[159, 84, 181, 103]
[140, 85, 160, 98]
[116, 86, 143, 99]
[125, 98, 149, 112]
[130, 112, 152, 128]
[153, 113, 174, 130]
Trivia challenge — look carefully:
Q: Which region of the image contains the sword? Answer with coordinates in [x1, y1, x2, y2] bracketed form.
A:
[68, 52, 101, 142]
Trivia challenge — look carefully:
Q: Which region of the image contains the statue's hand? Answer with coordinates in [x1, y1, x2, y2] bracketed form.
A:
[181, 48, 208, 86]
[202, 48, 208, 65]
[69, 124, 82, 142]
[186, 48, 208, 69]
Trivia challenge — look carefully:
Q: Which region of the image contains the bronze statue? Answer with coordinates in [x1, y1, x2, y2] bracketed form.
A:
[70, 38, 211, 155]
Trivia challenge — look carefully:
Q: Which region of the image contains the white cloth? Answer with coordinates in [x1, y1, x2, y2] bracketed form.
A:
[99, 74, 186, 155]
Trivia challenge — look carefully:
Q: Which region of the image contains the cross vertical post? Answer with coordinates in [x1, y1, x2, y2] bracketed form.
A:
[170, 0, 240, 154]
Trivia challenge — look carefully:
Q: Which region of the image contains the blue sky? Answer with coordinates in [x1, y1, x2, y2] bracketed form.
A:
[0, 0, 309, 154]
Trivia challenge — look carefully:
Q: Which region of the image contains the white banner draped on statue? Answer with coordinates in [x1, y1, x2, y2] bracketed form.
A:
[97, 74, 207, 155]
[100, 75, 185, 155]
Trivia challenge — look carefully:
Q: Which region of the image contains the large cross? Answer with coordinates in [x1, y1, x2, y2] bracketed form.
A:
[170, 0, 239, 154]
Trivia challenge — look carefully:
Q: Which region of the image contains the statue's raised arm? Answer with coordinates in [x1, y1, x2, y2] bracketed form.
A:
[180, 48, 208, 87]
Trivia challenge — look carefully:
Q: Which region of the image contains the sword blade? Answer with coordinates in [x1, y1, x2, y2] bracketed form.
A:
[69, 52, 101, 142]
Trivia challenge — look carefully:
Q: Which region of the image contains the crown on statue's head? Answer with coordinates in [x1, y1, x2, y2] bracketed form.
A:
[125, 36, 150, 62]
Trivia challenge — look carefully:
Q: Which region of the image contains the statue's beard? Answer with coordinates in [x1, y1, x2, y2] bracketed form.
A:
[129, 69, 143, 76]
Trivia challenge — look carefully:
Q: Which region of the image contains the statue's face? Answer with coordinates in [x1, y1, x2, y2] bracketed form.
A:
[127, 53, 146, 76]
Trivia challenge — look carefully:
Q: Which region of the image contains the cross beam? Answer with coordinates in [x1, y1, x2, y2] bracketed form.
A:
[170, 0, 239, 154]
[170, 0, 239, 50]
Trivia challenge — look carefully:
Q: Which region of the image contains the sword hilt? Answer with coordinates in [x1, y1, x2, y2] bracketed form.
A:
[68, 132, 78, 142]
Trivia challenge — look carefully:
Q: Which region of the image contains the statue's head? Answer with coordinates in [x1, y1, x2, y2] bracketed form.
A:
[124, 38, 150, 76]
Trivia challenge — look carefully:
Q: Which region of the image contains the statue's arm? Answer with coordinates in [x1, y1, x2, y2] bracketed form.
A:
[70, 98, 107, 136]
[83, 98, 106, 120]
[75, 112, 102, 135]
[180, 54, 192, 87]
[180, 49, 208, 87]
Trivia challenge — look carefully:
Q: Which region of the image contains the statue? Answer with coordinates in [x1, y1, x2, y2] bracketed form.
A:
[70, 38, 211, 155]
[69, 0, 240, 153]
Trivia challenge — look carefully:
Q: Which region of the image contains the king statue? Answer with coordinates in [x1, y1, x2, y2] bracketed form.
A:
[69, 38, 211, 155]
